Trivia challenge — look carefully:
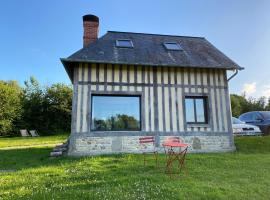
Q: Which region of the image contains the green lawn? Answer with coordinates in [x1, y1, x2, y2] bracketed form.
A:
[0, 136, 270, 200]
[0, 134, 67, 149]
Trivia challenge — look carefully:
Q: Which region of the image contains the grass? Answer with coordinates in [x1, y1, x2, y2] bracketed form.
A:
[0, 134, 67, 149]
[0, 136, 270, 200]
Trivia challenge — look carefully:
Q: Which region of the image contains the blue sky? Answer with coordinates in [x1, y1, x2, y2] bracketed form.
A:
[0, 0, 270, 97]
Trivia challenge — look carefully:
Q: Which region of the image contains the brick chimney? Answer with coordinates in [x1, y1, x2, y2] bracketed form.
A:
[83, 14, 99, 47]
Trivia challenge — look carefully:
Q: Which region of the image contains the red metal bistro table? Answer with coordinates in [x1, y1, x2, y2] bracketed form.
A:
[162, 142, 189, 177]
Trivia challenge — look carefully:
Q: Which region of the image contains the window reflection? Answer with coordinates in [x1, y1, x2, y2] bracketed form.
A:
[185, 99, 195, 123]
[92, 95, 140, 131]
[185, 96, 207, 124]
[196, 99, 205, 122]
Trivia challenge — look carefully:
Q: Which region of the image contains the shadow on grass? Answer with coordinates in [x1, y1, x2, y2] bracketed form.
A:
[0, 147, 76, 170]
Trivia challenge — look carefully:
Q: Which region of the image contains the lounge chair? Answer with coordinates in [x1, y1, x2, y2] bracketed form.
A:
[29, 130, 39, 137]
[20, 130, 30, 137]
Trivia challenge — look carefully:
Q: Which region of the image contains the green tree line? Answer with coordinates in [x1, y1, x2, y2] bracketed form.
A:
[231, 94, 270, 117]
[0, 77, 72, 136]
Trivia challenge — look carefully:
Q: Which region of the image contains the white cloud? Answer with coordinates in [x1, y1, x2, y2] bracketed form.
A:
[242, 82, 256, 96]
[261, 85, 270, 97]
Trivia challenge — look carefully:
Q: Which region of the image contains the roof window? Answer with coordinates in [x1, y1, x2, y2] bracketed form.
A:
[116, 39, 133, 48]
[164, 42, 182, 50]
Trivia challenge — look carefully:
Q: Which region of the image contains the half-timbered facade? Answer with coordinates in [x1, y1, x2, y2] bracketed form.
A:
[61, 14, 242, 156]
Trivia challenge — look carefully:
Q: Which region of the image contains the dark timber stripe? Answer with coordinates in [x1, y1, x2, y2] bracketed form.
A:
[223, 68, 234, 145]
[134, 65, 137, 92]
[174, 68, 180, 132]
[193, 69, 199, 131]
[127, 65, 130, 91]
[141, 66, 145, 131]
[181, 68, 187, 131]
[153, 67, 159, 132]
[85, 63, 90, 132]
[119, 64, 123, 91]
[148, 67, 151, 131]
[168, 68, 173, 131]
[80, 65, 84, 133]
[96, 64, 99, 91]
[153, 75, 160, 144]
[112, 64, 115, 91]
[200, 68, 204, 88]
[104, 64, 107, 91]
[194, 68, 198, 93]
[187, 68, 191, 93]
[224, 73, 234, 147]
[223, 70, 229, 131]
[71, 66, 79, 134]
[161, 67, 166, 132]
[218, 70, 225, 131]
[213, 69, 219, 131]
[87, 64, 92, 131]
[88, 63, 92, 83]
[206, 69, 214, 131]
[199, 69, 207, 131]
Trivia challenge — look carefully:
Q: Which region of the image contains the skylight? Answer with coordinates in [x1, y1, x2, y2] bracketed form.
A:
[116, 39, 133, 48]
[164, 42, 182, 50]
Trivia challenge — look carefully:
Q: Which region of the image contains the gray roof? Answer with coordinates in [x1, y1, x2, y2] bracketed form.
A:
[61, 31, 243, 81]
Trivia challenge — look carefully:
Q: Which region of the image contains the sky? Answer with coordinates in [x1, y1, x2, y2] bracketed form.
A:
[0, 0, 270, 97]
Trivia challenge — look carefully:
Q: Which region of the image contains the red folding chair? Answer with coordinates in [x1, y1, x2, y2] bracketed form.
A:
[139, 136, 158, 167]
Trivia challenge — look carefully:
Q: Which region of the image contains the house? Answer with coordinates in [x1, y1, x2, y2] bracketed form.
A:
[61, 14, 243, 156]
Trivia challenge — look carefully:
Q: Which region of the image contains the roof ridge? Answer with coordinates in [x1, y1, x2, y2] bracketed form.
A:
[107, 31, 205, 39]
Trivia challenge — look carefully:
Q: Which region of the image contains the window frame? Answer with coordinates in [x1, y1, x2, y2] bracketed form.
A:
[163, 42, 182, 51]
[184, 96, 209, 124]
[90, 93, 142, 132]
[115, 39, 134, 48]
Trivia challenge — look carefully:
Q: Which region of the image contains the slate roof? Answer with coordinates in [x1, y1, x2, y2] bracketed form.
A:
[61, 31, 243, 82]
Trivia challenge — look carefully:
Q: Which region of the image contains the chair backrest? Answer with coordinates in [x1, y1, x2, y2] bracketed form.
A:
[20, 130, 29, 137]
[29, 130, 39, 137]
[164, 136, 182, 144]
[139, 136, 155, 144]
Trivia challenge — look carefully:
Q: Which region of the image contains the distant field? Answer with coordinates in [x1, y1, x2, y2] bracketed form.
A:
[0, 135, 270, 200]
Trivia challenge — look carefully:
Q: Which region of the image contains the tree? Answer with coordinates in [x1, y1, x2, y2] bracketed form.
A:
[0, 81, 22, 136]
[266, 98, 270, 111]
[230, 94, 268, 117]
[43, 83, 72, 133]
[230, 94, 247, 117]
[21, 77, 73, 135]
[21, 77, 45, 133]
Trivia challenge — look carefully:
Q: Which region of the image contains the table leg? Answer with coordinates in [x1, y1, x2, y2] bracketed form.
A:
[178, 148, 188, 175]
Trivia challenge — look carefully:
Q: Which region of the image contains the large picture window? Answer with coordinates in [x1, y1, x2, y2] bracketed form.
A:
[185, 96, 208, 124]
[91, 95, 141, 131]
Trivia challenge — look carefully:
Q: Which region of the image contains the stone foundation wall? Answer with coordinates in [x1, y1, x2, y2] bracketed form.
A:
[68, 135, 235, 156]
